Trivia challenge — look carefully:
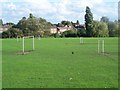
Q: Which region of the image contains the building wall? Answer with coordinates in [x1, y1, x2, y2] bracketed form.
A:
[50, 25, 73, 34]
[50, 28, 57, 34]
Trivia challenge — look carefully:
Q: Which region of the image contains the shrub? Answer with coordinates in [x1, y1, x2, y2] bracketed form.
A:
[62, 30, 77, 37]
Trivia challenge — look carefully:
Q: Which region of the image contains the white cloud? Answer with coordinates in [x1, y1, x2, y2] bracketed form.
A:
[0, 10, 1, 15]
[7, 2, 16, 10]
[92, 2, 118, 21]
[0, 0, 25, 2]
[24, 0, 56, 14]
[72, 0, 103, 9]
[57, 0, 72, 15]
[1, 0, 118, 24]
[93, 14, 101, 21]
[0, 0, 9, 2]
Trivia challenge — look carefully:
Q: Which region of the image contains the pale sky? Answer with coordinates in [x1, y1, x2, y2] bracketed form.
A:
[0, 0, 119, 24]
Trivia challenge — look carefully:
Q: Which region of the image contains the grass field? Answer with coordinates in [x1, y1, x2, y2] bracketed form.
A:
[2, 37, 118, 88]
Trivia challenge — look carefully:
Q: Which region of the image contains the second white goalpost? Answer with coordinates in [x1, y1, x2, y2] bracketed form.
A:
[80, 37, 83, 44]
[98, 40, 105, 54]
[38, 35, 41, 40]
[22, 36, 35, 53]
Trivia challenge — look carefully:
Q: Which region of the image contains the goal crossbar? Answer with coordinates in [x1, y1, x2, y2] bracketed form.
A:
[23, 36, 34, 38]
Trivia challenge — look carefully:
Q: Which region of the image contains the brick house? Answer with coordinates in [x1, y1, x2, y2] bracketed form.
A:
[0, 25, 11, 38]
[50, 25, 73, 34]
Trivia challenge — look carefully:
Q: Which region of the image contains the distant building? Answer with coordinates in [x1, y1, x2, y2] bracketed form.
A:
[0, 24, 12, 38]
[50, 27, 57, 34]
[0, 25, 10, 32]
[74, 24, 85, 30]
[71, 22, 85, 30]
[50, 25, 73, 34]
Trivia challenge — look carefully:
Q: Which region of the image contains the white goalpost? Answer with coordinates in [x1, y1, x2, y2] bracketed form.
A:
[38, 35, 41, 40]
[22, 36, 35, 53]
[98, 40, 100, 53]
[102, 40, 104, 53]
[98, 40, 105, 54]
[80, 37, 83, 44]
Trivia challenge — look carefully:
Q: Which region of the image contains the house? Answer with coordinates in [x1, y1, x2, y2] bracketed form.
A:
[50, 27, 57, 34]
[50, 25, 73, 34]
[74, 24, 85, 30]
[0, 25, 10, 32]
[0, 24, 12, 38]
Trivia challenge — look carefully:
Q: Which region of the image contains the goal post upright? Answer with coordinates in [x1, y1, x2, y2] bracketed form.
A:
[38, 35, 40, 40]
[98, 40, 100, 53]
[102, 40, 104, 54]
[17, 36, 18, 42]
[98, 39, 105, 54]
[22, 37, 24, 53]
[33, 36, 35, 50]
[80, 37, 83, 44]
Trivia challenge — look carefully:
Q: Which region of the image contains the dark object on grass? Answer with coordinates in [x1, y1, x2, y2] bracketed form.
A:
[72, 52, 74, 54]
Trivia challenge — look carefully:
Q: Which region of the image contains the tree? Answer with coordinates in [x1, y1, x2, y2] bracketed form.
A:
[37, 17, 52, 35]
[2, 31, 9, 38]
[77, 28, 86, 37]
[100, 16, 109, 23]
[0, 19, 3, 26]
[93, 20, 109, 37]
[98, 22, 109, 37]
[43, 30, 51, 37]
[15, 14, 52, 37]
[6, 22, 15, 26]
[27, 17, 40, 35]
[85, 6, 94, 37]
[61, 30, 77, 37]
[16, 17, 27, 30]
[118, 19, 120, 23]
[57, 23, 64, 27]
[29, 13, 35, 19]
[61, 20, 72, 26]
[2, 28, 23, 38]
[108, 22, 118, 37]
[119, 23, 120, 37]
[76, 20, 80, 25]
[8, 28, 23, 38]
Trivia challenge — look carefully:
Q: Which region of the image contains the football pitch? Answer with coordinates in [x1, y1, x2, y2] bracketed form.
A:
[2, 37, 118, 88]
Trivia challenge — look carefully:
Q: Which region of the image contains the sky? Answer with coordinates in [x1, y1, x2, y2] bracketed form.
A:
[0, 0, 119, 24]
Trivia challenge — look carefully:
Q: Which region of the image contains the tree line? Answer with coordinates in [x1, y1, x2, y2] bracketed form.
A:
[84, 6, 118, 37]
[2, 13, 52, 38]
[1, 6, 119, 38]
